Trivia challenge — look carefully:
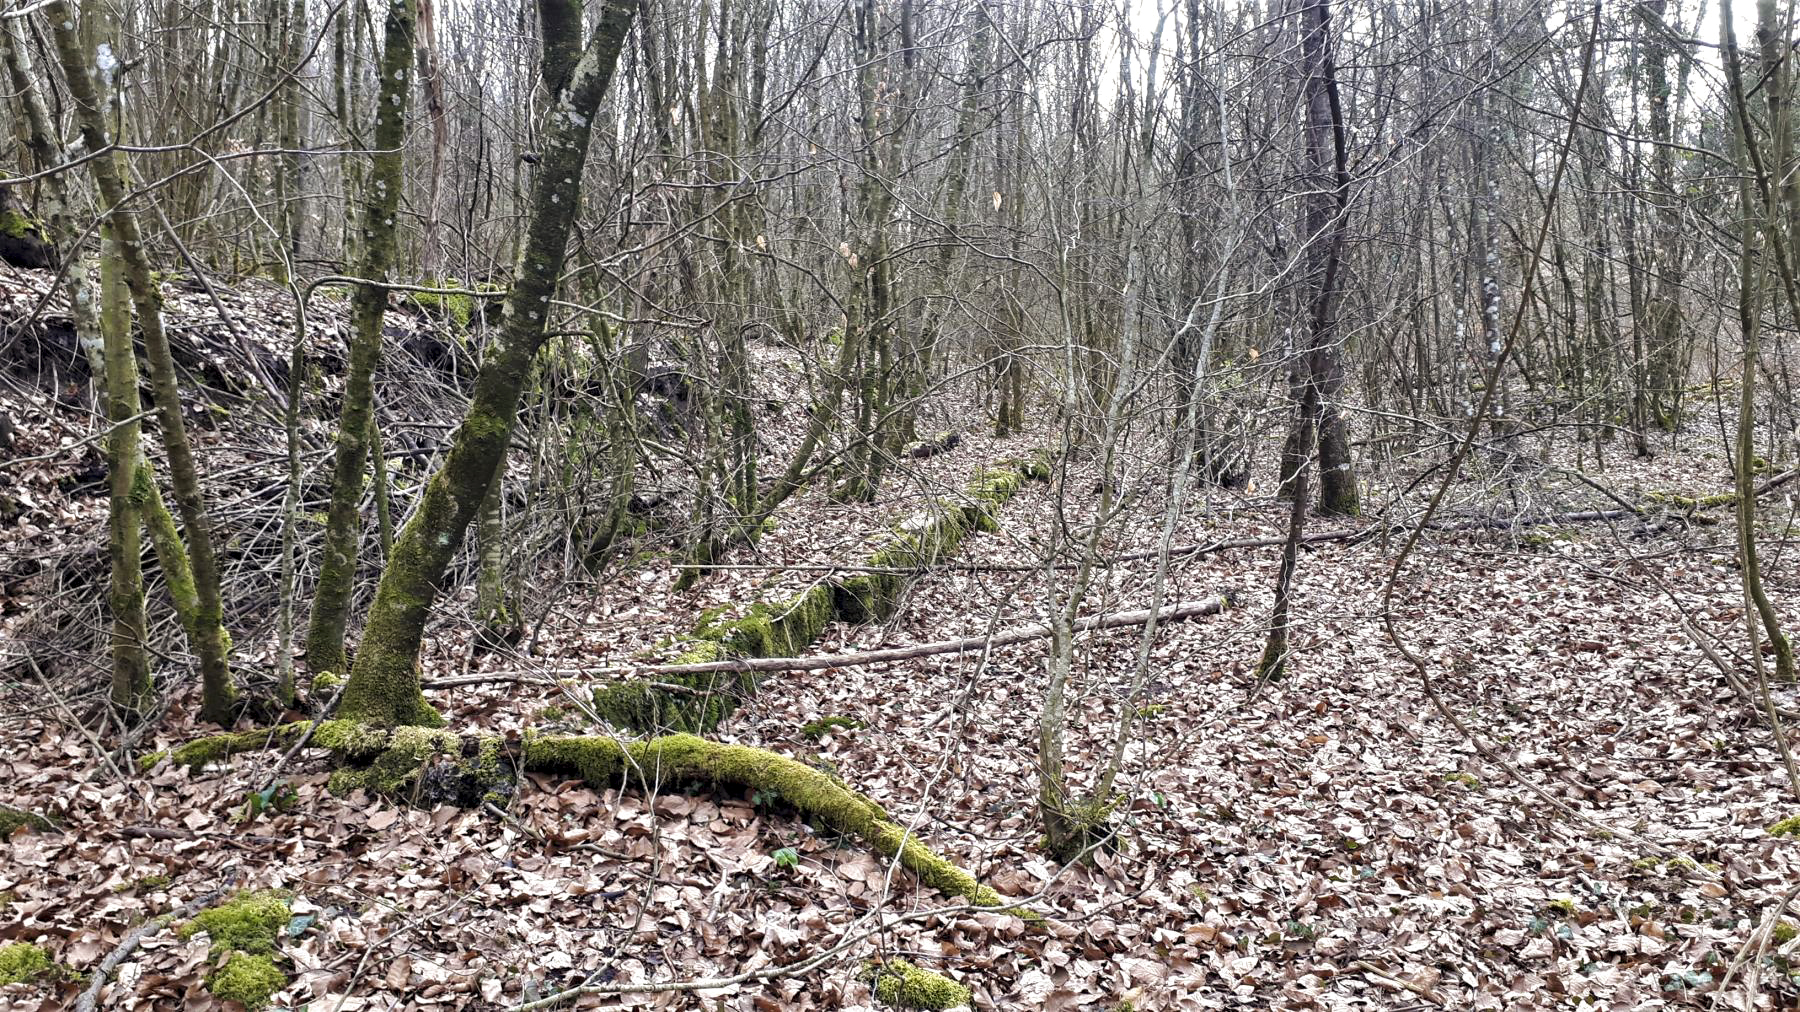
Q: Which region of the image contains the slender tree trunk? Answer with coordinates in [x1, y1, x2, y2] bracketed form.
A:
[476, 462, 515, 648]
[336, 0, 637, 728]
[100, 218, 152, 711]
[1305, 0, 1359, 517]
[1262, 0, 1355, 672]
[49, 0, 239, 724]
[306, 0, 416, 676]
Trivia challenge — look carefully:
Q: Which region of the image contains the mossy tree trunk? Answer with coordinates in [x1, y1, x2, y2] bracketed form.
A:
[475, 462, 515, 648]
[336, 0, 638, 728]
[101, 216, 152, 711]
[49, 0, 239, 722]
[0, 17, 150, 712]
[305, 0, 415, 677]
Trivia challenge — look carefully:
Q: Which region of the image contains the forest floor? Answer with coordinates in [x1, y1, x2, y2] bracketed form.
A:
[4, 269, 1800, 1009]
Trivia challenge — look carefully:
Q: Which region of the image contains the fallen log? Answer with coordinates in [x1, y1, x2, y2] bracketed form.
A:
[644, 595, 1233, 676]
[140, 725, 1013, 912]
[903, 430, 962, 459]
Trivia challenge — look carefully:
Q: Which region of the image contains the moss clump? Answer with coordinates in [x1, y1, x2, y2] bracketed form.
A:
[1443, 772, 1480, 788]
[311, 670, 344, 693]
[179, 890, 291, 955]
[0, 208, 46, 241]
[868, 958, 970, 1010]
[1769, 815, 1800, 837]
[206, 952, 287, 1010]
[178, 890, 294, 1008]
[0, 807, 55, 836]
[0, 943, 56, 986]
[1775, 920, 1799, 944]
[1045, 794, 1119, 863]
[801, 715, 864, 739]
[408, 277, 500, 330]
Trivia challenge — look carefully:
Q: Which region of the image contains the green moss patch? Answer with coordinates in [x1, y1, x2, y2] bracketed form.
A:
[801, 715, 864, 739]
[206, 952, 287, 1010]
[0, 943, 57, 986]
[179, 890, 294, 1009]
[407, 277, 502, 330]
[0, 807, 55, 836]
[179, 890, 291, 955]
[867, 958, 971, 1009]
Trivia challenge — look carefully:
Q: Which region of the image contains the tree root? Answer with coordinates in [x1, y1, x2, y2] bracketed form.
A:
[142, 725, 1014, 912]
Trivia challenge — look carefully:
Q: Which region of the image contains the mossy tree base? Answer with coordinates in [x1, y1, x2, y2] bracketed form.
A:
[144, 725, 1013, 912]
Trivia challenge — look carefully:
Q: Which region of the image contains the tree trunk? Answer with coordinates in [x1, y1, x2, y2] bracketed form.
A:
[101, 216, 152, 711]
[49, 0, 239, 723]
[335, 0, 637, 728]
[305, 0, 416, 677]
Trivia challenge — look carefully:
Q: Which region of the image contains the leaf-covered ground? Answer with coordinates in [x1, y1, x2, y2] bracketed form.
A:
[4, 266, 1800, 1009]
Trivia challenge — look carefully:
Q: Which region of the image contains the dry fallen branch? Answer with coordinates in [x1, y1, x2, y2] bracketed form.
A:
[645, 595, 1233, 676]
[73, 872, 239, 1012]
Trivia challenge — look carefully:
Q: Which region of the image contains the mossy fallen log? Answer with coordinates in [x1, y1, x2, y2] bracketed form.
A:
[598, 450, 1054, 733]
[592, 583, 837, 732]
[141, 726, 1011, 912]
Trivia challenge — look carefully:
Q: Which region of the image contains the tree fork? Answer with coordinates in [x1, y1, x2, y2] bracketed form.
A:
[335, 0, 637, 728]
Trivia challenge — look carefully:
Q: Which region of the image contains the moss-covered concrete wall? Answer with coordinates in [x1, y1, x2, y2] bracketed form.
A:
[594, 449, 1053, 733]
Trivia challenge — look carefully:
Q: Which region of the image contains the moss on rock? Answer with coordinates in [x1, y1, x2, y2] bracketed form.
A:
[0, 943, 57, 986]
[868, 958, 971, 1009]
